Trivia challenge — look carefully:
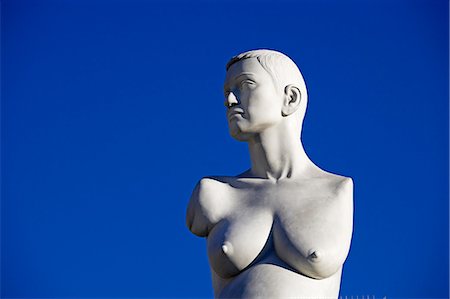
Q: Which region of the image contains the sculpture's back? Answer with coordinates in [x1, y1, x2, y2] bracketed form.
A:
[186, 49, 353, 298]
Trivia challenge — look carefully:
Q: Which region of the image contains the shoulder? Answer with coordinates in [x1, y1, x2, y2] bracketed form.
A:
[331, 175, 354, 199]
[299, 174, 354, 278]
[312, 169, 354, 200]
[318, 174, 354, 268]
[195, 176, 235, 202]
[320, 173, 354, 218]
[306, 171, 354, 244]
[186, 177, 234, 237]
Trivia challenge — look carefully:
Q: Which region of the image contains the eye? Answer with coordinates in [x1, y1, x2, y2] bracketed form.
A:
[239, 80, 255, 89]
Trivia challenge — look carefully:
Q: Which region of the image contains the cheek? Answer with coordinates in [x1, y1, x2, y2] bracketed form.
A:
[247, 94, 280, 120]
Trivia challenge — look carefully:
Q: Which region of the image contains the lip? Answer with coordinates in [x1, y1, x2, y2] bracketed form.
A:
[227, 108, 244, 120]
[228, 114, 242, 121]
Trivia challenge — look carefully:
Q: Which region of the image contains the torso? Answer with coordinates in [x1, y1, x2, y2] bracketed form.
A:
[187, 171, 353, 298]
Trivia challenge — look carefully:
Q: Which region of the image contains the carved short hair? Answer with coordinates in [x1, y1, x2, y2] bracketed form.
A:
[226, 49, 307, 97]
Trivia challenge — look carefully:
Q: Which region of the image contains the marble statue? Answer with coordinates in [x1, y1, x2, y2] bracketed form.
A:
[186, 49, 353, 298]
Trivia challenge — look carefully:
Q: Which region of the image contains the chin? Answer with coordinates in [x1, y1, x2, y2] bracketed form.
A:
[229, 128, 251, 142]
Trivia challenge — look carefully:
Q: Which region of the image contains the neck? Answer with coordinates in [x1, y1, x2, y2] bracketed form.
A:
[247, 123, 313, 180]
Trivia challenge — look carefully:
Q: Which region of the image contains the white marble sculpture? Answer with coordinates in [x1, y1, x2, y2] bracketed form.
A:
[186, 49, 353, 298]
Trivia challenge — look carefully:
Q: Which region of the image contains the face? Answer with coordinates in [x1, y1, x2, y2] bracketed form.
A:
[223, 58, 283, 141]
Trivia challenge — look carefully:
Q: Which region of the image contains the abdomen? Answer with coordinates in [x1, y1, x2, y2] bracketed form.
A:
[214, 255, 342, 299]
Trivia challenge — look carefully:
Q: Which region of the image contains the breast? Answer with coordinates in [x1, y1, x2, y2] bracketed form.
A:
[207, 208, 273, 278]
[272, 178, 353, 279]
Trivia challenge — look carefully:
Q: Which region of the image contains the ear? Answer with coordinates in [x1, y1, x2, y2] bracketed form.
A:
[281, 85, 302, 116]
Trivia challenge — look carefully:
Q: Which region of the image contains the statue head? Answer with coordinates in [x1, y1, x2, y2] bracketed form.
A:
[224, 49, 308, 141]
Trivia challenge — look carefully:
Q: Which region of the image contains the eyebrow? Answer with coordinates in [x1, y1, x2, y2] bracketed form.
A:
[224, 72, 256, 90]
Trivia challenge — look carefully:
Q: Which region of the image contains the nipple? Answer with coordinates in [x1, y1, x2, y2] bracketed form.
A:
[307, 249, 321, 263]
[222, 241, 234, 256]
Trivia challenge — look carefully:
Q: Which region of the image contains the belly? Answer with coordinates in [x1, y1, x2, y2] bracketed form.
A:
[215, 255, 342, 299]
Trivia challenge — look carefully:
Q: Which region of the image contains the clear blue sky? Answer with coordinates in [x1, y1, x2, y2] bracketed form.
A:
[2, 0, 448, 298]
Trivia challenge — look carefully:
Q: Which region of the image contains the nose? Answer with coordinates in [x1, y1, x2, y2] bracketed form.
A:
[225, 91, 239, 108]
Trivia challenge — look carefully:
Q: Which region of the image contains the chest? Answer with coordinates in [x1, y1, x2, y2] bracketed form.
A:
[206, 183, 342, 278]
